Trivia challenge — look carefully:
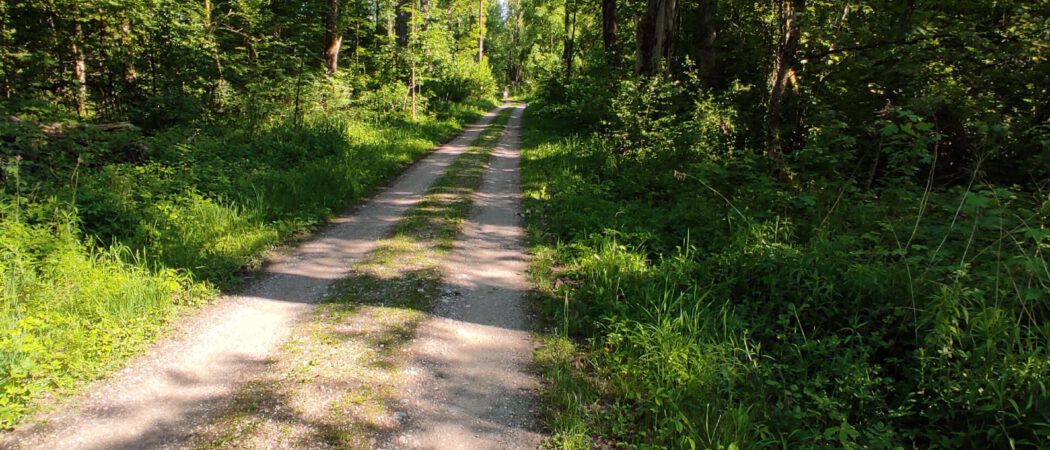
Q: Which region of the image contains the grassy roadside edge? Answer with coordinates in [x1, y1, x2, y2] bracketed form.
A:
[0, 102, 497, 430]
[191, 108, 516, 448]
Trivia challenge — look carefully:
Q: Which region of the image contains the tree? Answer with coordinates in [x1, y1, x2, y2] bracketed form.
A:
[765, 0, 804, 168]
[634, 0, 678, 74]
[562, 0, 576, 77]
[601, 0, 617, 61]
[72, 21, 88, 117]
[324, 0, 343, 74]
[477, 0, 485, 61]
[395, 0, 410, 47]
[695, 0, 716, 83]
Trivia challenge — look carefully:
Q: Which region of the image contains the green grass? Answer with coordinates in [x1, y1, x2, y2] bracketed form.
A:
[193, 108, 514, 448]
[522, 104, 1050, 449]
[0, 99, 498, 428]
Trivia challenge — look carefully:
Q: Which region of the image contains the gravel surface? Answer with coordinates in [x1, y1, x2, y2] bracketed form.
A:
[383, 104, 544, 450]
[0, 107, 504, 450]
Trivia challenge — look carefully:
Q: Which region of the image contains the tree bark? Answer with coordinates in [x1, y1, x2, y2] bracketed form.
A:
[395, 0, 410, 47]
[324, 0, 342, 74]
[374, 0, 386, 38]
[203, 0, 226, 92]
[121, 16, 138, 85]
[634, 0, 678, 74]
[562, 0, 576, 78]
[601, 0, 617, 61]
[477, 0, 485, 61]
[765, 0, 805, 166]
[410, 0, 417, 118]
[696, 0, 717, 84]
[72, 23, 88, 117]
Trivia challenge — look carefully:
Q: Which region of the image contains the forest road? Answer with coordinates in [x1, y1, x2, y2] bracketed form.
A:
[381, 104, 544, 449]
[0, 106, 506, 450]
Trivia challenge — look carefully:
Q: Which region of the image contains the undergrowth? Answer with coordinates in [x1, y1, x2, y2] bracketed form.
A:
[523, 100, 1050, 449]
[0, 95, 498, 428]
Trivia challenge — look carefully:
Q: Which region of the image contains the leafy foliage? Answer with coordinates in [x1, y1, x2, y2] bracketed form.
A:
[0, 0, 502, 427]
[524, 84, 1049, 447]
[514, 0, 1048, 446]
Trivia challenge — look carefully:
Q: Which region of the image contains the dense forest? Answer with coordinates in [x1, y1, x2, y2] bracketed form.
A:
[2, 0, 1049, 448]
[516, 0, 1050, 448]
[0, 0, 499, 427]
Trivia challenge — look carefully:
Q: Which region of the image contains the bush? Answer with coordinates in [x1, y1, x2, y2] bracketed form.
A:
[0, 205, 207, 427]
[425, 56, 499, 104]
[523, 100, 1050, 448]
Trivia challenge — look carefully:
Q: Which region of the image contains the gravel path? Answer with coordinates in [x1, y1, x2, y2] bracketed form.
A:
[0, 107, 505, 450]
[384, 104, 544, 449]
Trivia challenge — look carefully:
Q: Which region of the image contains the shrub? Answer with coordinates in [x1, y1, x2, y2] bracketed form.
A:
[523, 101, 1050, 448]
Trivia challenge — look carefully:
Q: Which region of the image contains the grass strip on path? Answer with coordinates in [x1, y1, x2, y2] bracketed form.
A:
[192, 108, 515, 449]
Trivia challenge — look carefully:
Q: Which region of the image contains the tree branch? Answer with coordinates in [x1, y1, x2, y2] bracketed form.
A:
[801, 33, 949, 62]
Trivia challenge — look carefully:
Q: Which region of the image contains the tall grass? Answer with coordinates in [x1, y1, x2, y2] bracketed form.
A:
[523, 106, 1050, 448]
[0, 97, 496, 427]
[0, 209, 206, 426]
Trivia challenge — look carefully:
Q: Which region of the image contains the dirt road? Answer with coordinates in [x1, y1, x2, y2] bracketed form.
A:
[383, 104, 543, 449]
[1, 106, 525, 450]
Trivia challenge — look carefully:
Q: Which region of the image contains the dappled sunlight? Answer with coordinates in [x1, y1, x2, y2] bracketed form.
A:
[186, 107, 518, 448]
[385, 105, 543, 449]
[0, 108, 509, 448]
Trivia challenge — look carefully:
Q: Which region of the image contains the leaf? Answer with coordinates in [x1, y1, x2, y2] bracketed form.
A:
[1025, 228, 1050, 241]
[963, 193, 993, 210]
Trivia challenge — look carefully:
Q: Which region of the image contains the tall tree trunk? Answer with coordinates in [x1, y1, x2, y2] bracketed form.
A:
[410, 0, 417, 118]
[121, 16, 138, 85]
[765, 0, 805, 168]
[562, 0, 576, 78]
[898, 0, 914, 45]
[375, 0, 386, 38]
[395, 0, 409, 47]
[634, 0, 678, 74]
[601, 0, 617, 62]
[477, 0, 485, 61]
[72, 23, 88, 117]
[203, 0, 226, 91]
[696, 0, 717, 84]
[324, 0, 342, 74]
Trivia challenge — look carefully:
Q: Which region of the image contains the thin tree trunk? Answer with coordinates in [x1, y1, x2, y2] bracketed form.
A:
[121, 17, 138, 85]
[634, 0, 678, 74]
[696, 0, 717, 84]
[72, 23, 88, 118]
[395, 0, 409, 47]
[562, 0, 575, 78]
[203, 0, 226, 91]
[410, 0, 417, 118]
[765, 0, 805, 168]
[324, 0, 342, 74]
[601, 0, 617, 62]
[899, 0, 914, 45]
[375, 0, 386, 38]
[477, 0, 485, 61]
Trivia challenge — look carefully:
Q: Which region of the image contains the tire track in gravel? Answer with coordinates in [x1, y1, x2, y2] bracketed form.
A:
[384, 103, 544, 450]
[188, 107, 517, 450]
[0, 106, 506, 450]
